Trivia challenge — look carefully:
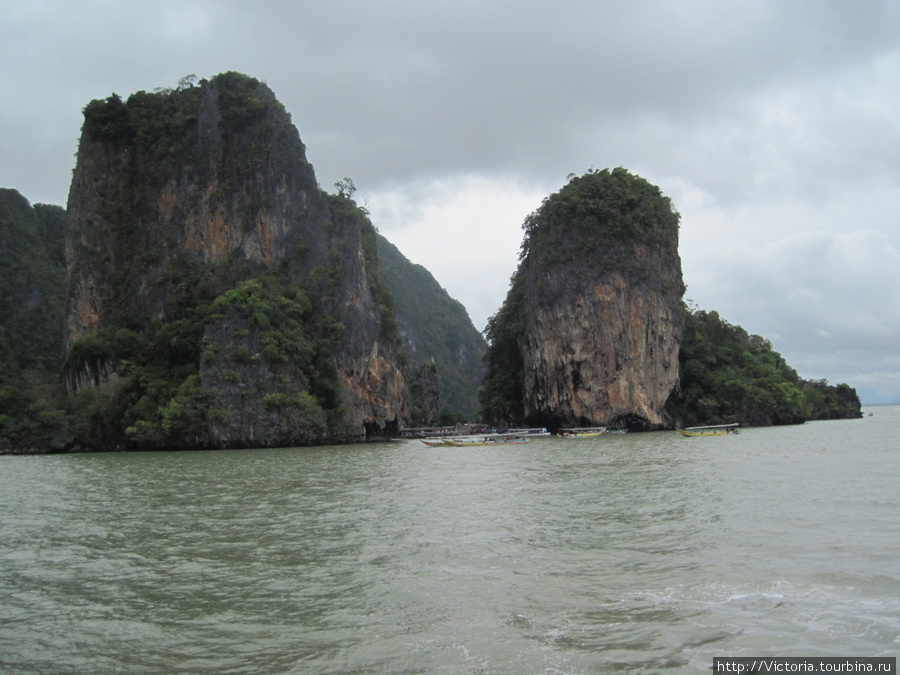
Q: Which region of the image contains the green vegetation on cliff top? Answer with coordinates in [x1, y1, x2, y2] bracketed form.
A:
[521, 167, 681, 285]
[81, 71, 286, 151]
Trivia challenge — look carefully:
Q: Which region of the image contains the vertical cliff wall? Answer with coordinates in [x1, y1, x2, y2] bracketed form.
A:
[63, 72, 405, 447]
[481, 168, 685, 430]
[65, 72, 322, 348]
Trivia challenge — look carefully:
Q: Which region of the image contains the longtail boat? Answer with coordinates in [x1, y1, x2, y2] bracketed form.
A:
[676, 424, 740, 437]
[558, 427, 606, 438]
[420, 434, 530, 447]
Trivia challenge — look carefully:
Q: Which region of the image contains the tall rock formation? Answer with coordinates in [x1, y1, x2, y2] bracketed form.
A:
[480, 168, 685, 430]
[63, 72, 405, 448]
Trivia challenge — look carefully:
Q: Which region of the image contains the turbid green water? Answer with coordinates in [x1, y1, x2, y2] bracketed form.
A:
[2, 409, 898, 673]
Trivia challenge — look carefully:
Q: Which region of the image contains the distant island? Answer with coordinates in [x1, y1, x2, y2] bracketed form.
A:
[0, 72, 860, 454]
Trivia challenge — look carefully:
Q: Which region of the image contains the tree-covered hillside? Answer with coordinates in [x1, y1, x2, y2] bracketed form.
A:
[0, 189, 66, 382]
[666, 306, 862, 426]
[0, 190, 69, 451]
[376, 234, 486, 421]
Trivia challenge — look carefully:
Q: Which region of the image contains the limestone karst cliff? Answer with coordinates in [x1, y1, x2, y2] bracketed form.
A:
[480, 168, 685, 430]
[62, 72, 405, 448]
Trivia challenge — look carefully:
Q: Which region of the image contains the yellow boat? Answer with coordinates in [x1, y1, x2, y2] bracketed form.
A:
[676, 424, 740, 437]
[558, 427, 607, 438]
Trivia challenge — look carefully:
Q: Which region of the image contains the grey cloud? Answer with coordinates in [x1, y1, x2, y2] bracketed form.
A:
[6, 1, 898, 200]
[2, 0, 899, 397]
[691, 229, 900, 384]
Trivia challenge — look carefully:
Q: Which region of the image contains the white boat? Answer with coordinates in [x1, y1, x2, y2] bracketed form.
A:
[444, 435, 529, 446]
[421, 434, 530, 447]
[505, 428, 551, 437]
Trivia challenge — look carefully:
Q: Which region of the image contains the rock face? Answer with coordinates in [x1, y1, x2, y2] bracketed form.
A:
[520, 263, 682, 429]
[481, 168, 685, 430]
[65, 73, 318, 350]
[63, 72, 405, 447]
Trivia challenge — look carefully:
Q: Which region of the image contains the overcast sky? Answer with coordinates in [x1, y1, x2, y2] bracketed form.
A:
[3, 0, 899, 401]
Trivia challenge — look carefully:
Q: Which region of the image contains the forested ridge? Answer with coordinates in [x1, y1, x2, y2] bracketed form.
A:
[0, 189, 65, 380]
[0, 189, 68, 449]
[666, 306, 861, 426]
[376, 234, 486, 422]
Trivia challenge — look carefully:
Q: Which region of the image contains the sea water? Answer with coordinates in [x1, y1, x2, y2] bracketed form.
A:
[1, 408, 898, 673]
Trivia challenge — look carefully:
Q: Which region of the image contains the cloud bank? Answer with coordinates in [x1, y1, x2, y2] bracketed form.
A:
[2, 0, 898, 399]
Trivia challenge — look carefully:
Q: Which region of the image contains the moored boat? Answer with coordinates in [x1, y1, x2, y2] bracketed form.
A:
[558, 427, 629, 437]
[506, 428, 551, 437]
[420, 434, 531, 447]
[444, 435, 530, 446]
[676, 424, 740, 437]
[558, 427, 606, 438]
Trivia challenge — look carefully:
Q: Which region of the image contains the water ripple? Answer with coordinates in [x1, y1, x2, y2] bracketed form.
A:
[2, 411, 899, 672]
